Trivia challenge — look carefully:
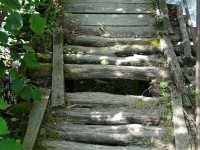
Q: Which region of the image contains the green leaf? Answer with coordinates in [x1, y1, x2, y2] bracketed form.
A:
[0, 0, 21, 10]
[0, 139, 23, 150]
[0, 117, 9, 136]
[23, 45, 34, 53]
[20, 85, 42, 101]
[4, 12, 23, 33]
[10, 69, 23, 80]
[30, 14, 46, 35]
[22, 52, 39, 69]
[31, 86, 42, 101]
[11, 78, 25, 96]
[0, 98, 9, 110]
[20, 86, 32, 100]
[0, 61, 5, 78]
[0, 31, 8, 44]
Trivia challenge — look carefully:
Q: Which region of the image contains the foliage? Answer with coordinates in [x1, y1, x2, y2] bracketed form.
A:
[183, 85, 196, 106]
[154, 14, 166, 28]
[0, 0, 56, 148]
[160, 81, 172, 125]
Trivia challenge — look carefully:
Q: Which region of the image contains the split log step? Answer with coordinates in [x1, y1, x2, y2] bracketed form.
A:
[64, 45, 162, 56]
[45, 124, 166, 146]
[64, 14, 154, 26]
[65, 92, 159, 107]
[37, 53, 165, 67]
[28, 64, 170, 81]
[55, 107, 160, 125]
[64, 26, 157, 38]
[65, 3, 154, 14]
[66, 35, 160, 47]
[65, 0, 152, 4]
[42, 141, 164, 150]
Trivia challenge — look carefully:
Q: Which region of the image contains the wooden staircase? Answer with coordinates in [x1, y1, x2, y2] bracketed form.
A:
[37, 0, 175, 149]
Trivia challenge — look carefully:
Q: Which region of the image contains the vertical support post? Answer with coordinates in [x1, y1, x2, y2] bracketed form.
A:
[177, 3, 192, 58]
[51, 27, 65, 107]
[196, 0, 200, 149]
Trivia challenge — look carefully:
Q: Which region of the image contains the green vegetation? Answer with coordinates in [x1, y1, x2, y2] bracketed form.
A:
[0, 0, 59, 149]
[128, 38, 160, 48]
[159, 81, 172, 125]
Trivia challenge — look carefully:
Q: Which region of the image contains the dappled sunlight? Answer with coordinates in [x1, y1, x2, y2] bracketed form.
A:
[137, 14, 144, 19]
[174, 107, 188, 134]
[90, 111, 124, 122]
[116, 8, 125, 13]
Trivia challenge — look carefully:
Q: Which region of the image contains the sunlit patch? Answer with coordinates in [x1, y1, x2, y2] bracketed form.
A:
[136, 8, 142, 12]
[137, 14, 144, 18]
[114, 71, 123, 77]
[116, 8, 124, 12]
[116, 55, 150, 65]
[128, 124, 143, 135]
[110, 112, 124, 121]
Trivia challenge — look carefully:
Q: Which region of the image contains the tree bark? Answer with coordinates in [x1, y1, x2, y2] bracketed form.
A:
[56, 107, 160, 125]
[28, 64, 170, 81]
[45, 124, 165, 146]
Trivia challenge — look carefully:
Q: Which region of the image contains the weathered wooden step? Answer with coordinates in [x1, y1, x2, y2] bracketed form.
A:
[41, 140, 163, 150]
[65, 14, 154, 26]
[55, 107, 160, 125]
[37, 53, 164, 66]
[66, 92, 159, 107]
[64, 26, 157, 38]
[65, 3, 154, 14]
[29, 64, 169, 81]
[65, 0, 152, 4]
[45, 124, 165, 146]
[66, 35, 160, 47]
[65, 45, 162, 56]
[64, 65, 169, 80]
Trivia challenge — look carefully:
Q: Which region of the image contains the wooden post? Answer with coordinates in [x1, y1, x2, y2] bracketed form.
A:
[177, 3, 192, 58]
[196, 0, 200, 149]
[23, 90, 50, 150]
[159, 0, 174, 34]
[161, 36, 192, 150]
[181, 0, 196, 52]
[51, 27, 65, 107]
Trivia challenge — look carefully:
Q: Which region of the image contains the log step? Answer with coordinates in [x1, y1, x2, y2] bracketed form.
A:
[64, 0, 152, 4]
[64, 14, 154, 26]
[64, 26, 157, 38]
[37, 53, 165, 67]
[65, 92, 160, 107]
[64, 64, 169, 80]
[55, 107, 160, 125]
[64, 3, 154, 14]
[64, 45, 162, 56]
[66, 35, 160, 47]
[45, 124, 167, 146]
[41, 140, 168, 150]
[28, 64, 169, 81]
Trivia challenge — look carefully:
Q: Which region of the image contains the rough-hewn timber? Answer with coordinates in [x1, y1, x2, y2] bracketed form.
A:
[42, 141, 164, 150]
[65, 3, 154, 14]
[66, 36, 160, 47]
[28, 64, 170, 81]
[37, 53, 164, 66]
[64, 45, 162, 56]
[56, 107, 160, 125]
[45, 124, 165, 145]
[65, 92, 160, 107]
[51, 28, 65, 107]
[23, 90, 50, 150]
